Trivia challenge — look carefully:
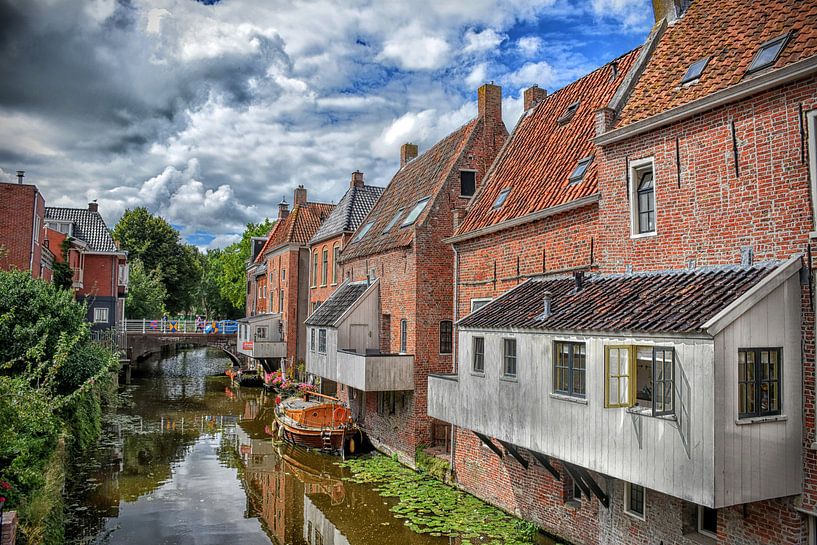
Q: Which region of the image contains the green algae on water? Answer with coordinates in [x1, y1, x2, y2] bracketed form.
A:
[339, 454, 539, 545]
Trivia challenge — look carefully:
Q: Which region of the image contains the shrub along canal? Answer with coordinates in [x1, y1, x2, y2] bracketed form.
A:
[64, 347, 561, 544]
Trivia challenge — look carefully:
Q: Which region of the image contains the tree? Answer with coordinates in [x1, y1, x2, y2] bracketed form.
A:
[195, 249, 241, 318]
[125, 259, 167, 319]
[113, 208, 202, 313]
[52, 238, 73, 290]
[213, 219, 273, 312]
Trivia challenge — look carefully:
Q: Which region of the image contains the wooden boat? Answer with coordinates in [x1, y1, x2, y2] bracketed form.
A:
[272, 392, 360, 455]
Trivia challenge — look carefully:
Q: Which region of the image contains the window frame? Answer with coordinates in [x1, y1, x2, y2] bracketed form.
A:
[746, 32, 791, 74]
[681, 56, 710, 84]
[401, 197, 431, 227]
[624, 482, 646, 521]
[459, 169, 477, 197]
[382, 208, 405, 233]
[629, 158, 657, 238]
[568, 156, 593, 184]
[439, 320, 453, 354]
[310, 328, 316, 352]
[697, 505, 718, 539]
[492, 188, 511, 210]
[399, 319, 407, 354]
[605, 345, 675, 416]
[472, 336, 485, 374]
[553, 341, 586, 398]
[93, 307, 109, 324]
[352, 221, 374, 243]
[738, 347, 782, 419]
[808, 110, 817, 237]
[502, 338, 517, 378]
[604, 346, 634, 408]
[312, 251, 319, 287]
[318, 328, 327, 354]
[470, 298, 492, 312]
[255, 326, 268, 340]
[321, 247, 328, 286]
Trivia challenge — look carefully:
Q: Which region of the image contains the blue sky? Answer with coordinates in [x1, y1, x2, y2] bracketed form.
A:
[0, 0, 652, 249]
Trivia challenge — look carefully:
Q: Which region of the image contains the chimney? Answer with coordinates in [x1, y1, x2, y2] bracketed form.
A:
[478, 83, 502, 124]
[523, 85, 547, 111]
[651, 0, 688, 23]
[293, 184, 307, 207]
[278, 196, 289, 219]
[350, 170, 365, 188]
[542, 291, 553, 318]
[88, 200, 99, 213]
[573, 271, 584, 292]
[400, 143, 418, 167]
[16, 170, 24, 184]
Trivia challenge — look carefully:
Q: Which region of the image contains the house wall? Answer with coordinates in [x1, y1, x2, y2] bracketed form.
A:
[0, 184, 45, 278]
[80, 254, 117, 297]
[263, 246, 308, 366]
[309, 233, 346, 309]
[335, 285, 380, 353]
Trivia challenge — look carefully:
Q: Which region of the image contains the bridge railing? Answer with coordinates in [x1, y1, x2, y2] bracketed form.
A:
[122, 319, 239, 335]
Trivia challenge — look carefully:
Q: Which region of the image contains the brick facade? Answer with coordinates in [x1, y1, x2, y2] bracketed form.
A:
[0, 183, 47, 279]
[309, 232, 345, 311]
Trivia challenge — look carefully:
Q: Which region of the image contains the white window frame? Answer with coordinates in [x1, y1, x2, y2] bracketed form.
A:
[502, 338, 517, 378]
[310, 328, 316, 352]
[318, 328, 327, 354]
[628, 157, 657, 239]
[623, 482, 646, 521]
[697, 505, 717, 539]
[807, 110, 817, 234]
[255, 326, 268, 340]
[470, 298, 492, 312]
[93, 307, 109, 323]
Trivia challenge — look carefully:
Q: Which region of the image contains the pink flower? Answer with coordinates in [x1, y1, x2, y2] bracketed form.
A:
[0, 497, 5, 503]
[0, 481, 10, 490]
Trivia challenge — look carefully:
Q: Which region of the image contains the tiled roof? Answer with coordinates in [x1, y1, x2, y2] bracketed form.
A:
[304, 281, 370, 327]
[341, 120, 478, 260]
[255, 202, 335, 262]
[456, 49, 641, 235]
[44, 207, 118, 253]
[617, 0, 817, 127]
[459, 262, 779, 334]
[309, 184, 384, 245]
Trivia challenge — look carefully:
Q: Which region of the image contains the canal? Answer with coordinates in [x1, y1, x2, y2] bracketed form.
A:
[64, 347, 456, 544]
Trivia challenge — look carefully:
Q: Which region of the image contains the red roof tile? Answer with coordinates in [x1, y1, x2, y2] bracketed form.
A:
[456, 48, 641, 235]
[617, 0, 817, 127]
[255, 202, 335, 262]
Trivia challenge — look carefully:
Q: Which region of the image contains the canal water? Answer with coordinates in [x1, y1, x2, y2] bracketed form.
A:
[64, 347, 452, 545]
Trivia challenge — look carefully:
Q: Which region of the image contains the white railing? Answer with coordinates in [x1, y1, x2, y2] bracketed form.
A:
[121, 319, 238, 335]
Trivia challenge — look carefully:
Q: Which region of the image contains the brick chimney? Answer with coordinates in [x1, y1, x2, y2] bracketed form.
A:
[293, 184, 307, 207]
[278, 196, 289, 219]
[350, 170, 364, 188]
[400, 143, 418, 167]
[523, 85, 547, 111]
[651, 0, 688, 23]
[88, 200, 99, 213]
[478, 83, 502, 124]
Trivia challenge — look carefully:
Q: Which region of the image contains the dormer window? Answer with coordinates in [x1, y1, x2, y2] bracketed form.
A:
[681, 56, 709, 84]
[492, 188, 511, 209]
[747, 33, 791, 74]
[558, 100, 580, 124]
[401, 197, 430, 227]
[568, 157, 593, 184]
[382, 208, 404, 233]
[352, 221, 374, 243]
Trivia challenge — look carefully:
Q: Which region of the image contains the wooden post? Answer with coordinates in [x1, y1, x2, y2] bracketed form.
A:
[1, 509, 18, 545]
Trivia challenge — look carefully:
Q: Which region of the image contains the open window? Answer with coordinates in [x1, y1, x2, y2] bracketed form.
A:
[605, 345, 674, 416]
[460, 170, 476, 197]
[558, 100, 580, 124]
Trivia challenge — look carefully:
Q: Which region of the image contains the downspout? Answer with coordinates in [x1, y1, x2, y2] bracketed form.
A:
[28, 191, 39, 275]
[450, 245, 459, 470]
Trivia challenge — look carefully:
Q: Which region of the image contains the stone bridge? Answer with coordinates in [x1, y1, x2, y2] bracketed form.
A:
[121, 319, 239, 362]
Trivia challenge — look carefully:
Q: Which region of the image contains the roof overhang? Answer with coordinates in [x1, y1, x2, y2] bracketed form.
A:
[331, 278, 379, 328]
[596, 55, 817, 146]
[445, 194, 600, 245]
[456, 324, 711, 341]
[83, 250, 127, 257]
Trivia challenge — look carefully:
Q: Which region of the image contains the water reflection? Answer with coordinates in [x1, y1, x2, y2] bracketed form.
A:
[66, 348, 449, 545]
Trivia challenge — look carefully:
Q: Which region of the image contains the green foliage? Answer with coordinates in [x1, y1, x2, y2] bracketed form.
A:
[125, 259, 167, 319]
[210, 219, 273, 312]
[51, 238, 73, 291]
[415, 445, 450, 482]
[195, 248, 241, 318]
[113, 207, 202, 313]
[340, 454, 538, 544]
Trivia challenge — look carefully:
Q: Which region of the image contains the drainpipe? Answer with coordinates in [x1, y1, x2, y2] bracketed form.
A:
[449, 245, 460, 470]
[28, 191, 39, 275]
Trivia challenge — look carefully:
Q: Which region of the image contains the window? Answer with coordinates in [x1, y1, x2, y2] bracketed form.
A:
[472, 336, 485, 373]
[256, 326, 268, 340]
[318, 329, 327, 354]
[312, 252, 319, 286]
[738, 348, 782, 419]
[352, 221, 374, 243]
[439, 320, 453, 354]
[747, 33, 791, 74]
[279, 289, 284, 314]
[281, 268, 286, 281]
[624, 483, 646, 520]
[332, 245, 340, 284]
[460, 170, 476, 197]
[470, 298, 491, 312]
[93, 307, 109, 323]
[321, 248, 328, 285]
[400, 319, 408, 353]
[553, 341, 586, 398]
[558, 100, 580, 124]
[503, 338, 517, 378]
[605, 345, 675, 415]
[573, 481, 582, 501]
[681, 56, 710, 84]
[383, 208, 404, 233]
[568, 157, 593, 184]
[310, 328, 316, 352]
[698, 505, 717, 538]
[401, 197, 430, 227]
[377, 391, 396, 416]
[605, 346, 632, 408]
[630, 161, 656, 235]
[492, 188, 510, 209]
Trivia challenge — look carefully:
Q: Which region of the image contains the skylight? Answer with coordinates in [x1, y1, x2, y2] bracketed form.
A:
[569, 157, 593, 184]
[681, 56, 709, 84]
[747, 33, 791, 73]
[401, 197, 430, 227]
[351, 221, 374, 243]
[382, 208, 404, 233]
[492, 188, 511, 209]
[558, 101, 580, 124]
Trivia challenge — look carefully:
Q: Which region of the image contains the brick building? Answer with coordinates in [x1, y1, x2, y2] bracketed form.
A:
[427, 1, 817, 544]
[45, 202, 128, 331]
[0, 172, 51, 281]
[304, 83, 508, 463]
[239, 186, 334, 372]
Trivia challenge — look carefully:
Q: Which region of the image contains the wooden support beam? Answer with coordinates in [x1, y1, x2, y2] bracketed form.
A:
[563, 463, 592, 500]
[497, 439, 529, 469]
[529, 451, 560, 481]
[566, 463, 610, 508]
[473, 432, 504, 459]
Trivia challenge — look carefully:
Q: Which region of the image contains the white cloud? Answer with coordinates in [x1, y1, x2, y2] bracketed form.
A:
[465, 62, 489, 88]
[503, 60, 557, 88]
[377, 25, 450, 70]
[516, 36, 543, 57]
[591, 0, 652, 30]
[462, 28, 506, 54]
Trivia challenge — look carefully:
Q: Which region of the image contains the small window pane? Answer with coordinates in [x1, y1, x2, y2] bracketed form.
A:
[400, 319, 408, 353]
[460, 171, 476, 196]
[569, 157, 593, 183]
[401, 197, 430, 227]
[558, 100, 580, 124]
[747, 34, 790, 73]
[681, 56, 709, 83]
[439, 320, 453, 354]
[473, 337, 485, 373]
[492, 188, 511, 209]
[503, 339, 517, 377]
[318, 329, 327, 353]
[352, 221, 374, 243]
[382, 208, 404, 233]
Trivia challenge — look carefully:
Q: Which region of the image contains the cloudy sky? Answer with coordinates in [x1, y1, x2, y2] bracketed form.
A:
[0, 0, 651, 249]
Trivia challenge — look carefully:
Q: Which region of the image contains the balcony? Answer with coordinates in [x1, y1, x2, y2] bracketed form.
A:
[237, 313, 286, 360]
[240, 339, 287, 359]
[427, 373, 459, 421]
[335, 349, 414, 391]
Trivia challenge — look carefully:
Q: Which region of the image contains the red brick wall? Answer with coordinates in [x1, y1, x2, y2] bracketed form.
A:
[0, 184, 44, 278]
[260, 246, 309, 365]
[79, 254, 116, 297]
[309, 233, 346, 308]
